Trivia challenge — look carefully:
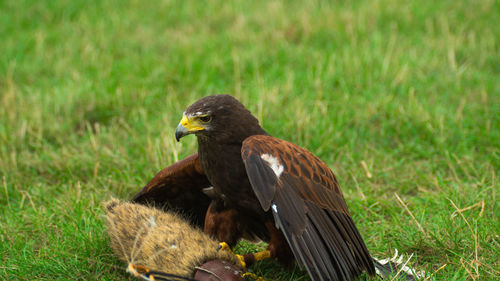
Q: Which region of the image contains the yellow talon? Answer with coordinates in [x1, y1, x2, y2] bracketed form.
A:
[218, 242, 233, 253]
[218, 242, 246, 268]
[236, 254, 246, 268]
[253, 250, 271, 261]
[242, 272, 266, 281]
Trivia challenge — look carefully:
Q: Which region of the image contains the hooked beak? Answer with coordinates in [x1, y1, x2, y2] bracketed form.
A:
[175, 123, 189, 141]
[175, 114, 205, 141]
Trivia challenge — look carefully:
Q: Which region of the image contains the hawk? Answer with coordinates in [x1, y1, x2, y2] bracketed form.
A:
[132, 95, 376, 281]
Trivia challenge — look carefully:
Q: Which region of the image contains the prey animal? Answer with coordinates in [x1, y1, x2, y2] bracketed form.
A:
[132, 95, 376, 281]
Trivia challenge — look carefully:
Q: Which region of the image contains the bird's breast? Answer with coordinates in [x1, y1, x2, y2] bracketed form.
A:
[198, 142, 262, 212]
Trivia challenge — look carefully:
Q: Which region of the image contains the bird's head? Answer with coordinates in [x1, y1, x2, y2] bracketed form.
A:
[175, 95, 265, 142]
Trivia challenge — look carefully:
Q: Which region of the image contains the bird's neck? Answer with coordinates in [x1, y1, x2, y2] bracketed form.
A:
[195, 125, 267, 182]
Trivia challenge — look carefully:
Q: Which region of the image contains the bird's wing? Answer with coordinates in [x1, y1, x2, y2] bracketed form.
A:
[241, 135, 375, 281]
[132, 153, 212, 228]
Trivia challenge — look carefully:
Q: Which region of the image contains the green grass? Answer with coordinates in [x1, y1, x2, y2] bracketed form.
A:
[0, 0, 498, 280]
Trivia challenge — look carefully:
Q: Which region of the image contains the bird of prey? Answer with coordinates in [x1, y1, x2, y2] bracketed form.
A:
[132, 95, 376, 281]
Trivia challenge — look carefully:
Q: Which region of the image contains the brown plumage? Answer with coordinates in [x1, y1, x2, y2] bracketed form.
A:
[132, 95, 376, 281]
[132, 153, 211, 227]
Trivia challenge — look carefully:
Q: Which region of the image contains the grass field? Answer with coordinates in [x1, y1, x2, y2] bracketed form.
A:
[0, 0, 498, 280]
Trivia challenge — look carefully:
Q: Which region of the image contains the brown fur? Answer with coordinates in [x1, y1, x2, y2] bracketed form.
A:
[105, 199, 241, 278]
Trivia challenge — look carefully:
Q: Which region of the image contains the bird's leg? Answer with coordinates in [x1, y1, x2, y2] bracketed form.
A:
[217, 242, 247, 267]
[241, 250, 271, 267]
[236, 221, 293, 267]
[217, 243, 267, 281]
[205, 202, 250, 267]
[206, 204, 292, 267]
[218, 242, 270, 269]
[204, 202, 244, 246]
[264, 221, 294, 266]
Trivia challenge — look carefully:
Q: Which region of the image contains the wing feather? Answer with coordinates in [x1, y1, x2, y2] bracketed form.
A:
[242, 135, 375, 281]
[131, 153, 212, 228]
[243, 153, 277, 211]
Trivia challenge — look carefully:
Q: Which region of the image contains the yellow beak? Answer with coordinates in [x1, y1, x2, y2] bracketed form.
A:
[175, 114, 205, 141]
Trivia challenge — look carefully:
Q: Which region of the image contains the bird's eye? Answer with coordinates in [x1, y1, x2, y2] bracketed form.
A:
[199, 115, 212, 123]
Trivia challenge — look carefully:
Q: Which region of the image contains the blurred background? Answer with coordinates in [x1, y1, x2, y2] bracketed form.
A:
[0, 0, 498, 280]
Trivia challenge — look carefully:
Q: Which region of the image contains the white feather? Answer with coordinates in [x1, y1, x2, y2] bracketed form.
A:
[271, 203, 278, 213]
[260, 154, 284, 178]
[373, 248, 427, 279]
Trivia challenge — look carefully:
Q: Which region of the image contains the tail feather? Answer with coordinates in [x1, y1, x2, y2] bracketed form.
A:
[373, 249, 426, 280]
